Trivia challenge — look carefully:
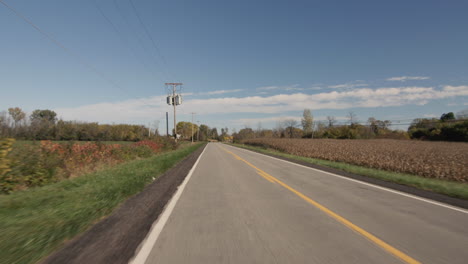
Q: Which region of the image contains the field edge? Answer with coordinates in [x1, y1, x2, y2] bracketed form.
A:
[227, 143, 468, 208]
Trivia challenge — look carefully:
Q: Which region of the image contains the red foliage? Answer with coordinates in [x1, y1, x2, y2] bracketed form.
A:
[132, 140, 161, 152]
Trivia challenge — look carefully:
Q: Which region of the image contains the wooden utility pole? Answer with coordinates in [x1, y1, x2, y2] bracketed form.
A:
[165, 83, 183, 139]
[191, 112, 196, 144]
[166, 112, 169, 136]
[197, 120, 200, 141]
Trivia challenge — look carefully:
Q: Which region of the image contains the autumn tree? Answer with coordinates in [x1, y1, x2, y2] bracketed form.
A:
[326, 116, 336, 127]
[347, 111, 358, 125]
[283, 119, 300, 138]
[367, 117, 392, 136]
[0, 111, 9, 137]
[301, 109, 313, 137]
[8, 107, 25, 129]
[176, 122, 198, 140]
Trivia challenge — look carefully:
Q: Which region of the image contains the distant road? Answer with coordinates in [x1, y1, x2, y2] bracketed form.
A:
[138, 143, 468, 264]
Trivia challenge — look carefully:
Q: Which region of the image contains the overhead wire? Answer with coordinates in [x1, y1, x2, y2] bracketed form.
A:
[110, 0, 178, 131]
[92, 0, 173, 126]
[0, 0, 167, 126]
[92, 0, 165, 85]
[126, 0, 192, 101]
[113, 0, 171, 83]
[0, 0, 134, 99]
[127, 0, 178, 83]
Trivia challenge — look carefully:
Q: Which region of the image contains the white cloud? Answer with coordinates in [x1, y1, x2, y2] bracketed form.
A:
[386, 76, 430, 82]
[328, 81, 368, 89]
[55, 85, 468, 125]
[202, 89, 244, 95]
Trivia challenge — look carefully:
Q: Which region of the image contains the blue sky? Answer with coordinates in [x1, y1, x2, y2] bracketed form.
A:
[1, 0, 467, 132]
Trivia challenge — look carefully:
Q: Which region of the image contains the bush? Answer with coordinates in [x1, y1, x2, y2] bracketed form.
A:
[0, 138, 15, 193]
[0, 139, 167, 194]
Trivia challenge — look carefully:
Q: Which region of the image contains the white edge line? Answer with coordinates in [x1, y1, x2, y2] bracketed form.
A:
[129, 144, 208, 264]
[225, 144, 468, 214]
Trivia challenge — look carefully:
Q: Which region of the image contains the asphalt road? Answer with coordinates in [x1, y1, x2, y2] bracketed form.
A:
[140, 143, 468, 264]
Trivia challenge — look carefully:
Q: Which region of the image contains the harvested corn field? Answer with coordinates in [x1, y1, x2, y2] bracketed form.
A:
[243, 138, 468, 182]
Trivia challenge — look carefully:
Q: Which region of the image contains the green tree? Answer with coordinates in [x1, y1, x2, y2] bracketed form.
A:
[30, 109, 58, 140]
[233, 128, 255, 142]
[198, 124, 210, 141]
[440, 112, 455, 122]
[176, 122, 198, 140]
[210, 128, 219, 140]
[219, 127, 229, 141]
[30, 109, 57, 124]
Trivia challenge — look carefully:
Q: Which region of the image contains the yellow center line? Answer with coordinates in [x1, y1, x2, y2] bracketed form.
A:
[221, 146, 421, 264]
[257, 171, 275, 183]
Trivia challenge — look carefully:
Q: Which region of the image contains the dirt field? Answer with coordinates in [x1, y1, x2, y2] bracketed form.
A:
[243, 139, 468, 182]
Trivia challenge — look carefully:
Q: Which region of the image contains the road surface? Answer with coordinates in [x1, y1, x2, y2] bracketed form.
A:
[139, 143, 468, 264]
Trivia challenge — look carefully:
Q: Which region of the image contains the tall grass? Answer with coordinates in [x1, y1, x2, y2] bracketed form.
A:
[1, 140, 172, 194]
[0, 143, 204, 264]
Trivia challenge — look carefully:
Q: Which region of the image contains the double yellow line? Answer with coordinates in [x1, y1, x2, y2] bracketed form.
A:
[221, 146, 421, 264]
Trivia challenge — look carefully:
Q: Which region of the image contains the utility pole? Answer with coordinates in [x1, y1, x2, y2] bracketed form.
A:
[166, 83, 183, 140]
[191, 112, 196, 144]
[197, 120, 200, 141]
[166, 112, 169, 137]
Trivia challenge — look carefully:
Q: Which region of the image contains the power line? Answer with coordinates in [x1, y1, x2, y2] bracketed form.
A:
[113, 0, 171, 83]
[92, 0, 164, 83]
[127, 0, 178, 83]
[0, 0, 133, 98]
[1, 0, 167, 114]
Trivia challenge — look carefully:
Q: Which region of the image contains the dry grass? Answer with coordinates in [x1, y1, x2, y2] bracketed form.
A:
[243, 139, 468, 182]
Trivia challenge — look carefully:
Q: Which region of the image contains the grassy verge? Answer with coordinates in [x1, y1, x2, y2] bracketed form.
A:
[0, 143, 204, 264]
[230, 143, 468, 200]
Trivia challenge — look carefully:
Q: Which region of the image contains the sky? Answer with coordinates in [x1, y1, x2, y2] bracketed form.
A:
[1, 0, 468, 133]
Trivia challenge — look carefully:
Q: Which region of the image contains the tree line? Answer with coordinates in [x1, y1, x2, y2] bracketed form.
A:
[232, 109, 468, 142]
[2, 107, 466, 142]
[1, 107, 230, 142]
[175, 121, 230, 142]
[1, 108, 151, 141]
